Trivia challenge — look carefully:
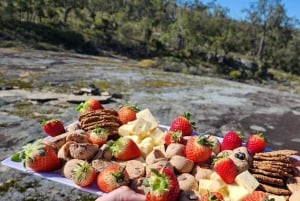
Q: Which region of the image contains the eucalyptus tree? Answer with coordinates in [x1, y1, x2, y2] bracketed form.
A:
[244, 0, 298, 77]
[244, 0, 288, 62]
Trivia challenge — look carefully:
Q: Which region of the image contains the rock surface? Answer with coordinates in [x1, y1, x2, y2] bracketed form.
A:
[1, 48, 300, 200]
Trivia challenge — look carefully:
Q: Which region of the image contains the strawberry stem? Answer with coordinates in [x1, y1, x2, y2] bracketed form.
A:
[112, 166, 126, 183]
[197, 135, 214, 147]
[149, 168, 169, 193]
[183, 112, 197, 130]
[75, 102, 84, 112]
[119, 104, 141, 112]
[92, 124, 109, 136]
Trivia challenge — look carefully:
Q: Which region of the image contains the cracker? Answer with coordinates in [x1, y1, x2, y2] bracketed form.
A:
[250, 168, 285, 178]
[255, 150, 299, 157]
[80, 115, 120, 125]
[81, 121, 121, 130]
[253, 155, 292, 163]
[79, 109, 118, 121]
[251, 164, 293, 177]
[259, 183, 291, 195]
[252, 173, 285, 187]
[252, 160, 294, 168]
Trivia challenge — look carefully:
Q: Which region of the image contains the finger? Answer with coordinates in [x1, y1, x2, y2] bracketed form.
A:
[95, 186, 146, 201]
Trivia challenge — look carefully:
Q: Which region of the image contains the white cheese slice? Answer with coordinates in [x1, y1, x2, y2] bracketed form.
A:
[118, 123, 135, 136]
[198, 179, 226, 195]
[131, 117, 151, 137]
[138, 137, 155, 157]
[227, 184, 249, 201]
[150, 127, 166, 145]
[136, 109, 159, 130]
[235, 170, 260, 193]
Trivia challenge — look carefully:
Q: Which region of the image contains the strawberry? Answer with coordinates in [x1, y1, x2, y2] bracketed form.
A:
[246, 132, 267, 155]
[118, 104, 140, 125]
[164, 130, 184, 145]
[71, 161, 96, 187]
[242, 191, 268, 201]
[88, 125, 109, 146]
[42, 119, 65, 137]
[96, 164, 130, 193]
[108, 137, 141, 160]
[221, 130, 243, 151]
[144, 167, 180, 201]
[169, 112, 196, 136]
[201, 191, 224, 201]
[213, 153, 237, 184]
[11, 139, 62, 172]
[76, 98, 103, 113]
[185, 135, 214, 163]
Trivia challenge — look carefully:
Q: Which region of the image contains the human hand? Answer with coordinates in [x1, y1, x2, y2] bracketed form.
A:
[95, 186, 146, 201]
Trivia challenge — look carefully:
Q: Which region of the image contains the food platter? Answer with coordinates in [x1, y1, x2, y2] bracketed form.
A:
[1, 123, 299, 198]
[1, 155, 105, 196]
[0, 124, 210, 196]
[0, 124, 172, 196]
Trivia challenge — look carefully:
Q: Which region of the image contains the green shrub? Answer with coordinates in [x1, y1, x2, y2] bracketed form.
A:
[138, 59, 158, 68]
[229, 70, 241, 80]
[32, 42, 61, 51]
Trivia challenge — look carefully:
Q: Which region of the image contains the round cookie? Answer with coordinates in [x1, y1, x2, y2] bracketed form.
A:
[231, 147, 252, 174]
[233, 146, 252, 164]
[177, 173, 198, 191]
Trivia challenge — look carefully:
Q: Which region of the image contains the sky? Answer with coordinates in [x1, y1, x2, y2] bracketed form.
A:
[201, 0, 300, 21]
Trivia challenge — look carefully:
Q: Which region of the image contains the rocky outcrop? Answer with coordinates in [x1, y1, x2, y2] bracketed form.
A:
[0, 48, 300, 200]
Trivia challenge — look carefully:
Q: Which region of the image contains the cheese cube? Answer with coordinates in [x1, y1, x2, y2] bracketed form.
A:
[227, 184, 249, 201]
[118, 123, 135, 136]
[136, 109, 159, 130]
[235, 170, 259, 193]
[131, 117, 152, 137]
[198, 179, 226, 195]
[210, 171, 223, 181]
[150, 127, 166, 145]
[125, 135, 141, 144]
[138, 137, 155, 157]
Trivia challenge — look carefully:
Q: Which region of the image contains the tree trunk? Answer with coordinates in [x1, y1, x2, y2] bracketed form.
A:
[63, 6, 73, 24]
[257, 33, 265, 62]
[257, 22, 267, 63]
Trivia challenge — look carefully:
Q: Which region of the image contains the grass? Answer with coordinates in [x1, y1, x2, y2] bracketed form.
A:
[269, 68, 300, 93]
[0, 179, 20, 195]
[0, 78, 32, 89]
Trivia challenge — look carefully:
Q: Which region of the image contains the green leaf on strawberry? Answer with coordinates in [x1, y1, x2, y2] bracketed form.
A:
[145, 168, 180, 201]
